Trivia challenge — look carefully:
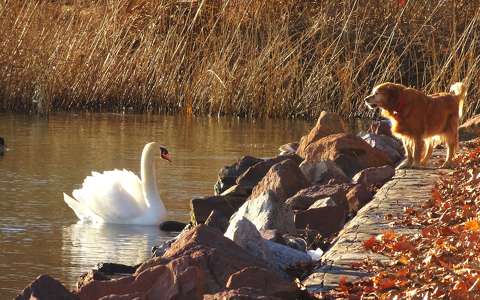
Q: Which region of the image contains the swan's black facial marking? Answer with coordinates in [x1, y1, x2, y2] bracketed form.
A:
[159, 146, 168, 155]
[159, 146, 172, 162]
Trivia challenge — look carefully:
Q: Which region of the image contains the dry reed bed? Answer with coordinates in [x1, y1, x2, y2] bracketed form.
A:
[0, 0, 479, 119]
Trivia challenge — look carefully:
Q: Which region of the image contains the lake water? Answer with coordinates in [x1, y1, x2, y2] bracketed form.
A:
[0, 113, 315, 298]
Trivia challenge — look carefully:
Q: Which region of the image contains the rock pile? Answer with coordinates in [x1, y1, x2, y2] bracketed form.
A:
[17, 111, 410, 300]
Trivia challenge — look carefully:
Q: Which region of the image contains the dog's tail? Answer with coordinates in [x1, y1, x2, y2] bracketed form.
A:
[450, 82, 466, 118]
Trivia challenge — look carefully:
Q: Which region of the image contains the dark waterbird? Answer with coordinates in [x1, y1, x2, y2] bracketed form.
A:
[0, 137, 5, 155]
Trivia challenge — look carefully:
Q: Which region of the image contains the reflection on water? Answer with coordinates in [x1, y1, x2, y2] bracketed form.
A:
[61, 223, 176, 286]
[0, 113, 314, 297]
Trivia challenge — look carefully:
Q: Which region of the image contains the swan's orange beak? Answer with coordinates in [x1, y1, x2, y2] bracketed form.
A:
[161, 153, 172, 163]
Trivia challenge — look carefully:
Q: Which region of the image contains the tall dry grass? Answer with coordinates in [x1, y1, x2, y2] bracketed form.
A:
[0, 0, 479, 119]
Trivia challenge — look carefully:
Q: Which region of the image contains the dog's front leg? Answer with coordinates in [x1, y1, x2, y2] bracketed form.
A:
[411, 137, 425, 168]
[396, 139, 413, 169]
[420, 140, 433, 167]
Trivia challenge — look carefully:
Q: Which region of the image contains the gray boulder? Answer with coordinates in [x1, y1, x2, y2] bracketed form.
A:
[353, 165, 395, 188]
[224, 217, 272, 263]
[229, 190, 296, 234]
[264, 240, 312, 270]
[225, 217, 311, 273]
[299, 159, 350, 185]
[361, 133, 404, 163]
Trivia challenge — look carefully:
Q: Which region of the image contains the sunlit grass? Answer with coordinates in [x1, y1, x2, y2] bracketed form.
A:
[0, 0, 479, 119]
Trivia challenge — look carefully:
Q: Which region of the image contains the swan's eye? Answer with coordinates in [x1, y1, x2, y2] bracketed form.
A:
[160, 147, 168, 155]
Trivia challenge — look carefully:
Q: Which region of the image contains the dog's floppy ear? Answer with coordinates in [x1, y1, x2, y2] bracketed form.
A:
[383, 85, 402, 111]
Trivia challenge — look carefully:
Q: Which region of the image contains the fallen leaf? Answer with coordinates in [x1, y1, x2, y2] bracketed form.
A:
[381, 230, 396, 242]
[392, 240, 415, 252]
[376, 277, 396, 290]
[464, 219, 480, 232]
[431, 188, 443, 204]
[363, 236, 378, 251]
[338, 276, 349, 292]
[397, 255, 409, 265]
[396, 267, 410, 277]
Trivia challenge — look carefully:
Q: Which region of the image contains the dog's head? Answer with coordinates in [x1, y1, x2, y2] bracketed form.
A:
[364, 83, 404, 112]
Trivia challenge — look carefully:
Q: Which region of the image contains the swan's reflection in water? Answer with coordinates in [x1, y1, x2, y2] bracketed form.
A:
[62, 222, 176, 285]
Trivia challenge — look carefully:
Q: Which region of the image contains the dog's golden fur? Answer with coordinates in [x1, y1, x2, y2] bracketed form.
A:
[365, 82, 466, 169]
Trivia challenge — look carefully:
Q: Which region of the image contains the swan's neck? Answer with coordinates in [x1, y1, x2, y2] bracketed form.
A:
[140, 146, 165, 210]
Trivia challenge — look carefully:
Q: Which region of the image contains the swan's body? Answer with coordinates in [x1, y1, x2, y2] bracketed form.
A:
[63, 142, 170, 225]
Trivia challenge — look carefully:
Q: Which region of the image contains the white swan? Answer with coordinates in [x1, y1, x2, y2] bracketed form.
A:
[63, 142, 171, 225]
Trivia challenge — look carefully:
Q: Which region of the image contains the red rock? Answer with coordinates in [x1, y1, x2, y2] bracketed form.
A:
[249, 159, 309, 202]
[226, 267, 299, 299]
[346, 184, 373, 213]
[80, 262, 205, 300]
[146, 264, 205, 300]
[236, 154, 302, 191]
[77, 225, 271, 300]
[352, 165, 395, 188]
[294, 199, 346, 236]
[286, 183, 351, 211]
[299, 133, 393, 177]
[297, 111, 346, 157]
[203, 287, 282, 300]
[161, 225, 267, 266]
[15, 274, 78, 300]
[190, 195, 246, 224]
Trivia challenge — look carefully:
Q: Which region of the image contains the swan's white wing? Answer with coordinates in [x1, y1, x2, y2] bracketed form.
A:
[70, 169, 146, 223]
[63, 193, 101, 222]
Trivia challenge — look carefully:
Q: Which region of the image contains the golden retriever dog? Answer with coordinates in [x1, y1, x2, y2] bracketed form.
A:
[364, 82, 466, 169]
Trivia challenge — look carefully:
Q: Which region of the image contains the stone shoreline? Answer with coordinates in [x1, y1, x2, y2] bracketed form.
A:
[303, 159, 444, 293]
[15, 112, 479, 299]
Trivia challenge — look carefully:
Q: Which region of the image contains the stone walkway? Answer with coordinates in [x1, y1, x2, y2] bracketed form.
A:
[303, 156, 446, 292]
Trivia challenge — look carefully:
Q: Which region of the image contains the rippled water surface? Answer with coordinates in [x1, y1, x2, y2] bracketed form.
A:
[0, 113, 314, 297]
